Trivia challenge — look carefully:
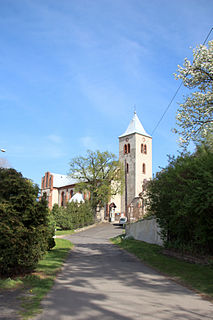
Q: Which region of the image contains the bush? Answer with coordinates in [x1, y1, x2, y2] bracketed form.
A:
[0, 168, 55, 276]
[146, 144, 213, 255]
[52, 200, 94, 230]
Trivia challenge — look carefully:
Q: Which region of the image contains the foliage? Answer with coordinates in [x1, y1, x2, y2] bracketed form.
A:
[20, 238, 72, 319]
[0, 168, 55, 276]
[112, 236, 213, 299]
[52, 201, 94, 230]
[174, 40, 213, 148]
[0, 238, 72, 319]
[69, 150, 124, 216]
[145, 144, 213, 255]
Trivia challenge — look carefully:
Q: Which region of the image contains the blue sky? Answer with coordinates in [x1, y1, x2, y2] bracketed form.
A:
[0, 0, 212, 186]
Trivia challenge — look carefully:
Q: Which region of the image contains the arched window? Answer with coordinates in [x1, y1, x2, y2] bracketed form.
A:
[141, 144, 144, 153]
[142, 163, 146, 174]
[124, 144, 130, 154]
[127, 144, 130, 153]
[61, 191, 65, 207]
[144, 144, 147, 154]
[126, 163, 129, 174]
[124, 144, 127, 154]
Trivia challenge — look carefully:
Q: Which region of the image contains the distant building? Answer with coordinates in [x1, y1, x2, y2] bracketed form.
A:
[41, 173, 77, 210]
[40, 112, 152, 221]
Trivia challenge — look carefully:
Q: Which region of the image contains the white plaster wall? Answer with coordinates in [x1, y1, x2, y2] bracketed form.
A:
[135, 134, 152, 198]
[125, 218, 163, 246]
[52, 189, 59, 207]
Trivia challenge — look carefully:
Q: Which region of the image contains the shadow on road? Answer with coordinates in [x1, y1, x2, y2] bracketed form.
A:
[34, 224, 212, 320]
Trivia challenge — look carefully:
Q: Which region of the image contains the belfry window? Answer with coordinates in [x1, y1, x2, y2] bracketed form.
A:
[127, 144, 130, 153]
[141, 144, 147, 154]
[124, 144, 130, 154]
[124, 144, 127, 154]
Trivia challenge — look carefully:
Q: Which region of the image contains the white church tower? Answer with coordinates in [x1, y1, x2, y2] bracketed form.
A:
[119, 112, 152, 216]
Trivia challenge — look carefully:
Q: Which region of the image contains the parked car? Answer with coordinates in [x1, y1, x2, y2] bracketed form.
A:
[119, 217, 127, 226]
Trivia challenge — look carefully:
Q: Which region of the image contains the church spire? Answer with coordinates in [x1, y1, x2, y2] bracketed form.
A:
[119, 112, 151, 138]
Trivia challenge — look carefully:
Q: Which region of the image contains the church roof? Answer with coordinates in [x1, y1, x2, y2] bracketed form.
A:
[119, 112, 151, 138]
[51, 173, 77, 188]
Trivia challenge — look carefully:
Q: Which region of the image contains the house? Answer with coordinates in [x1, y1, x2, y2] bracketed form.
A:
[40, 112, 152, 221]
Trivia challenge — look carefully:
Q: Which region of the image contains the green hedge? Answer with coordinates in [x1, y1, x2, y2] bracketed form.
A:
[0, 168, 55, 276]
[52, 201, 94, 230]
[146, 145, 213, 255]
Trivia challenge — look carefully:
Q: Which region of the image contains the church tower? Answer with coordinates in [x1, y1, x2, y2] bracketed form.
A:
[119, 112, 152, 215]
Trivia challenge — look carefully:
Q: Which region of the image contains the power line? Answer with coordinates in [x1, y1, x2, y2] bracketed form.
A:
[151, 27, 213, 136]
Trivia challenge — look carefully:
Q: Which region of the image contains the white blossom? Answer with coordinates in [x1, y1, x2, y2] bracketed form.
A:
[174, 40, 213, 148]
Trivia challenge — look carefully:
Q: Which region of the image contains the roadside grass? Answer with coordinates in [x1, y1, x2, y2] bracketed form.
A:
[55, 229, 74, 236]
[111, 235, 213, 300]
[0, 238, 73, 319]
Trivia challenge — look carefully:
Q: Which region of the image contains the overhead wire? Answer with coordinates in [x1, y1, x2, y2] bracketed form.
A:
[151, 27, 213, 136]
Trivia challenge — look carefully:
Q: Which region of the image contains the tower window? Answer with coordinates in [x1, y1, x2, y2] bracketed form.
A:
[127, 144, 130, 153]
[124, 144, 130, 154]
[142, 163, 146, 174]
[141, 144, 147, 154]
[124, 144, 127, 154]
[126, 163, 129, 174]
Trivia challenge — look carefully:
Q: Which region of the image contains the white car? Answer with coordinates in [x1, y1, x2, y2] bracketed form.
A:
[119, 217, 127, 225]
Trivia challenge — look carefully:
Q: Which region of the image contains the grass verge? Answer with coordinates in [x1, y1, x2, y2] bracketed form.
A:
[55, 229, 74, 236]
[111, 235, 213, 300]
[0, 238, 72, 319]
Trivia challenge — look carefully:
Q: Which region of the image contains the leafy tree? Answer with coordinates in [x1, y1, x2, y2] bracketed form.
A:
[69, 150, 123, 217]
[0, 168, 55, 276]
[146, 144, 213, 255]
[174, 40, 213, 148]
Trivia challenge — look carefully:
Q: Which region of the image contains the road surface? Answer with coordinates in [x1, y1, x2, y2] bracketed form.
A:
[33, 223, 212, 320]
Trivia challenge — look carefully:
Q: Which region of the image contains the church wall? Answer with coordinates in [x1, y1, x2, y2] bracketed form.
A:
[52, 188, 59, 208]
[135, 134, 152, 197]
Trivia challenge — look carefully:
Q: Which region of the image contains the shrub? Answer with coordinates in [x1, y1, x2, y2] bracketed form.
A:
[146, 144, 213, 255]
[0, 168, 55, 276]
[52, 201, 94, 230]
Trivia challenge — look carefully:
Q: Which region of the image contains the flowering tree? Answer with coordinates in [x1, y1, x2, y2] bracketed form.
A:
[174, 40, 213, 148]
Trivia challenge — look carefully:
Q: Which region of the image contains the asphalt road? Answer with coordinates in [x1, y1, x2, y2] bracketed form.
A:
[33, 223, 212, 320]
